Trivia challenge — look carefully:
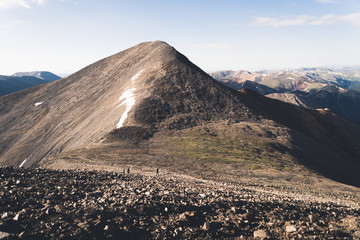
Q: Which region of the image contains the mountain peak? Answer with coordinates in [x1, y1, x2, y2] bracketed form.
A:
[114, 41, 179, 60]
[0, 41, 254, 167]
[1, 42, 360, 188]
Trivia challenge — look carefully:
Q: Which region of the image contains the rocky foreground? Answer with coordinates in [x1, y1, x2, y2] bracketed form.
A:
[0, 167, 359, 239]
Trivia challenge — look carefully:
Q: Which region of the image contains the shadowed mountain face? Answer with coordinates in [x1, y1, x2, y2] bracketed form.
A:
[304, 86, 360, 125]
[0, 72, 60, 96]
[1, 41, 360, 187]
[267, 86, 360, 126]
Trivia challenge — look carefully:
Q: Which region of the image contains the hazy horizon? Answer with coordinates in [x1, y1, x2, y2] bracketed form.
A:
[2, 62, 360, 77]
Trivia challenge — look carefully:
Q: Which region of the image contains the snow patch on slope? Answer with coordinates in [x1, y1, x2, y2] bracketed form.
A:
[34, 102, 43, 106]
[19, 159, 27, 168]
[131, 70, 144, 81]
[116, 70, 144, 129]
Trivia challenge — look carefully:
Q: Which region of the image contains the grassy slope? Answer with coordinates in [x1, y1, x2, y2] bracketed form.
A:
[43, 121, 319, 185]
[165, 128, 299, 172]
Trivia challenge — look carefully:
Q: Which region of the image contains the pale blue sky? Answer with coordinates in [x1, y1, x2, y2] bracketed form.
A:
[1, 0, 360, 75]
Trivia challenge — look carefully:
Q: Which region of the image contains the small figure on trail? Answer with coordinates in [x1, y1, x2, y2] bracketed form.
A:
[122, 168, 125, 174]
[156, 168, 159, 176]
[127, 167, 130, 174]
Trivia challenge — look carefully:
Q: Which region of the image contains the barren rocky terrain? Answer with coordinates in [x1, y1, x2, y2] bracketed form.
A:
[1, 41, 360, 239]
[1, 167, 359, 239]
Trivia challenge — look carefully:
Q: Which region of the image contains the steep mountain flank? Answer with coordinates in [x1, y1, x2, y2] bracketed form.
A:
[303, 86, 360, 126]
[266, 92, 309, 108]
[267, 86, 360, 126]
[1, 41, 360, 187]
[0, 41, 259, 168]
[236, 89, 360, 185]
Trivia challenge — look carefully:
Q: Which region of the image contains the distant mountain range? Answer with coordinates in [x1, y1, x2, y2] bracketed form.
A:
[0, 71, 61, 96]
[210, 67, 360, 126]
[211, 67, 360, 92]
[1, 41, 360, 188]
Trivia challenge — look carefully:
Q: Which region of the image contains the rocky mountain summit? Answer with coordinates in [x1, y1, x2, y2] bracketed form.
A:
[0, 167, 359, 239]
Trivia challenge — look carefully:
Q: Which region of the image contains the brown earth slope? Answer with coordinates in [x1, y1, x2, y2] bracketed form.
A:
[1, 41, 360, 187]
[0, 41, 259, 168]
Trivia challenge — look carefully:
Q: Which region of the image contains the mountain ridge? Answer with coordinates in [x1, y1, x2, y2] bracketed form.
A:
[0, 41, 258, 167]
[1, 41, 360, 187]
